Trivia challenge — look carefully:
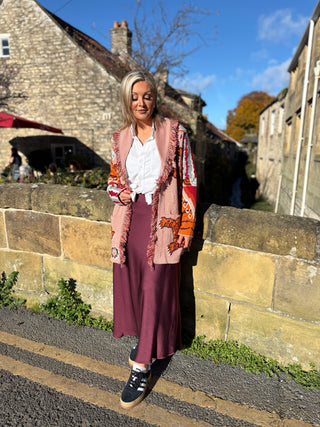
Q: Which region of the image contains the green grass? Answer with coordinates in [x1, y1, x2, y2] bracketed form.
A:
[183, 335, 320, 389]
[250, 197, 273, 212]
[1, 271, 320, 389]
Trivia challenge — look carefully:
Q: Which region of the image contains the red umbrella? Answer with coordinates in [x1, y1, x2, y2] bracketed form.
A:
[0, 112, 63, 134]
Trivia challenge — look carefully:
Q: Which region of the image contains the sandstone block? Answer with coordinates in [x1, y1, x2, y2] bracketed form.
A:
[228, 304, 320, 369]
[31, 184, 113, 222]
[0, 183, 32, 210]
[5, 210, 61, 256]
[61, 217, 111, 269]
[204, 205, 317, 260]
[274, 258, 320, 322]
[194, 244, 275, 307]
[43, 257, 113, 318]
[14, 292, 41, 309]
[195, 293, 229, 340]
[0, 250, 42, 292]
[0, 212, 7, 248]
[202, 204, 221, 238]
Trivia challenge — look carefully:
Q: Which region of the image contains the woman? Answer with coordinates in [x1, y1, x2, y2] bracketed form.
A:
[6, 147, 22, 168]
[6, 147, 22, 180]
[107, 70, 197, 409]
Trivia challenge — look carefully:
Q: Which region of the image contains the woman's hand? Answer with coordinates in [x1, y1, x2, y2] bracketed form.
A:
[177, 235, 192, 249]
[119, 189, 132, 205]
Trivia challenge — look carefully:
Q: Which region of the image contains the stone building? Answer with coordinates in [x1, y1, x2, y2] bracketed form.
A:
[0, 0, 128, 170]
[256, 91, 286, 208]
[0, 0, 239, 204]
[258, 1, 320, 218]
[279, 0, 320, 218]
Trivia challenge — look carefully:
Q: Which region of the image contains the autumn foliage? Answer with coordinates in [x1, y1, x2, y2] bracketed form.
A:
[226, 91, 275, 141]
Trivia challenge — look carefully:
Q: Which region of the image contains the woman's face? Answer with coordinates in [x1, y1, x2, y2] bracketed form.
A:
[131, 81, 155, 125]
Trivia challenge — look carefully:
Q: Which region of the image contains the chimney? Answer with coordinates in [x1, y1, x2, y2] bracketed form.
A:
[155, 65, 168, 98]
[110, 20, 132, 56]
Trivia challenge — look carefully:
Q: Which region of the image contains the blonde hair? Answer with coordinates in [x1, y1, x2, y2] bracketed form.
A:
[120, 70, 161, 128]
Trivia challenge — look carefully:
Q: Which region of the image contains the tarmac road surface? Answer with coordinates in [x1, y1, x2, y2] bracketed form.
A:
[0, 307, 319, 426]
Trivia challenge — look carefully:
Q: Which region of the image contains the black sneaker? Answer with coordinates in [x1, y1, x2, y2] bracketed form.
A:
[120, 367, 151, 409]
[128, 345, 138, 367]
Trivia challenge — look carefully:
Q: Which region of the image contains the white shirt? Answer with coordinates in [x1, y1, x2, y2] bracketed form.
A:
[126, 125, 161, 205]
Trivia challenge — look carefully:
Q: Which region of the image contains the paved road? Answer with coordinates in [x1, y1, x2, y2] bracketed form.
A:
[0, 307, 319, 426]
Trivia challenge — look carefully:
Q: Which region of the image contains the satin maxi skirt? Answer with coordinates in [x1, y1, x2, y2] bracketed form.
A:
[113, 194, 182, 365]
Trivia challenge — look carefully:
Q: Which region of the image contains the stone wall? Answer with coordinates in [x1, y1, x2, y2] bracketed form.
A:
[0, 183, 319, 370]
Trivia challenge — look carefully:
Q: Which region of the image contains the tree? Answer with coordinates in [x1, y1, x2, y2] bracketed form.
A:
[129, 1, 217, 77]
[226, 91, 275, 141]
[0, 64, 27, 110]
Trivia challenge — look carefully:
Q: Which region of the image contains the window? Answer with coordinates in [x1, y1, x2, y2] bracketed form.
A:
[52, 143, 75, 167]
[278, 105, 284, 134]
[0, 35, 10, 57]
[284, 119, 292, 155]
[261, 117, 265, 136]
[295, 112, 301, 147]
[270, 110, 276, 135]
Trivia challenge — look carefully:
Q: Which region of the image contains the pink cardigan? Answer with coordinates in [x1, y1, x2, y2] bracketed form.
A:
[107, 118, 197, 267]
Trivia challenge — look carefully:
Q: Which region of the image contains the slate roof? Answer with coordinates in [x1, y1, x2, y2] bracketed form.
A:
[46, 11, 130, 80]
[240, 134, 258, 145]
[206, 121, 242, 146]
[175, 89, 206, 108]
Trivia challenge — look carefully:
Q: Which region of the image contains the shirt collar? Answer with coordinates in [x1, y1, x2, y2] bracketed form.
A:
[131, 122, 155, 138]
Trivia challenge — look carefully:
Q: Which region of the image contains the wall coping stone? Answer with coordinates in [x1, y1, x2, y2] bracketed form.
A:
[0, 183, 113, 222]
[204, 204, 320, 261]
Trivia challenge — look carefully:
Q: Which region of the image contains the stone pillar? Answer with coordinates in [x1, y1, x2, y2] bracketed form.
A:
[110, 20, 132, 56]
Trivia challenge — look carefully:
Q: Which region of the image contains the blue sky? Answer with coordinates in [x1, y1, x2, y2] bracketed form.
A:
[39, 0, 317, 130]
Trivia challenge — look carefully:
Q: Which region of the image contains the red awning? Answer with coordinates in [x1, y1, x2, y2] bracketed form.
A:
[0, 112, 63, 134]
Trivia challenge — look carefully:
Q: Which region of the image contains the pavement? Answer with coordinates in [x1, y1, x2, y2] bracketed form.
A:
[0, 306, 319, 426]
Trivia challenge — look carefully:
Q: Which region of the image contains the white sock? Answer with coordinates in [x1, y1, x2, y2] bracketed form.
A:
[133, 363, 150, 373]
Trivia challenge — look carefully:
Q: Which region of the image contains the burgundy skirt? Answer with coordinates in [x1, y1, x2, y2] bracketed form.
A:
[113, 194, 181, 365]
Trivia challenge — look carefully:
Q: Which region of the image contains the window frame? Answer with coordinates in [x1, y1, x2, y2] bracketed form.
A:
[51, 143, 75, 167]
[278, 104, 284, 134]
[0, 34, 10, 58]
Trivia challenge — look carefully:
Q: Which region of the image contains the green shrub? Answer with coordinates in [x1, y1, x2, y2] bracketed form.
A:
[0, 271, 25, 308]
[41, 278, 92, 325]
[40, 278, 113, 331]
[27, 168, 109, 189]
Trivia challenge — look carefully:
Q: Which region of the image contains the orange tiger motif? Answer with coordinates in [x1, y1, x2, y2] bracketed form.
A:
[159, 217, 183, 255]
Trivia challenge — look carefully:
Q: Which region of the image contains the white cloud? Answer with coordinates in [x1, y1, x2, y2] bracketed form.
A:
[252, 58, 291, 94]
[258, 9, 308, 44]
[172, 73, 216, 95]
[229, 68, 245, 81]
[251, 49, 269, 62]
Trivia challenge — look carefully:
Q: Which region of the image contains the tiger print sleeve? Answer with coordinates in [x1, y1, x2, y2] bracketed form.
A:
[107, 144, 125, 205]
[178, 127, 197, 237]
